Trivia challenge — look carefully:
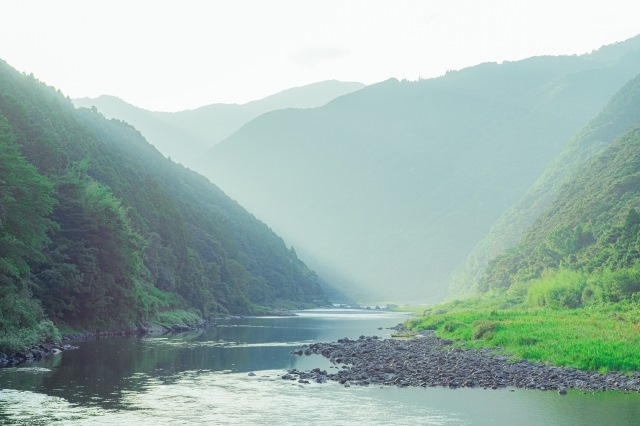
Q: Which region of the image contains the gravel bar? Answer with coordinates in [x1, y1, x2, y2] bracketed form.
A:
[285, 331, 640, 393]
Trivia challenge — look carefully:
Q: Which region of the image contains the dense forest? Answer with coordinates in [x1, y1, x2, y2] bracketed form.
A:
[0, 59, 327, 352]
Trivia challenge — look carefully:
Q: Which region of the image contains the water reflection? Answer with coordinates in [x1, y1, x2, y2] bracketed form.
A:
[1, 309, 640, 425]
[0, 310, 396, 410]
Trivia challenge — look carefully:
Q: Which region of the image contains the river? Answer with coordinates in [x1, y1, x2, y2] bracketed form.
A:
[1, 309, 639, 425]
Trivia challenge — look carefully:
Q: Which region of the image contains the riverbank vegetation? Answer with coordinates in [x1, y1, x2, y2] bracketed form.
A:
[408, 266, 640, 372]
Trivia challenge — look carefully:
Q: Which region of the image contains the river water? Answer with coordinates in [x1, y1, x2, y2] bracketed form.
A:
[1, 309, 639, 425]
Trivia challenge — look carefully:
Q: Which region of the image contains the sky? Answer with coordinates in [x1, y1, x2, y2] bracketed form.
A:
[2, 0, 639, 112]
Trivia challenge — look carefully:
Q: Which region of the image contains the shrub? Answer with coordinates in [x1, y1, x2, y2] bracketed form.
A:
[443, 321, 465, 333]
[526, 269, 588, 308]
[472, 320, 499, 340]
[593, 267, 640, 303]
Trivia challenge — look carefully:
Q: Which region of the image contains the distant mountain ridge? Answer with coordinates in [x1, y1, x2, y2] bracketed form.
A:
[73, 80, 365, 166]
[198, 36, 640, 302]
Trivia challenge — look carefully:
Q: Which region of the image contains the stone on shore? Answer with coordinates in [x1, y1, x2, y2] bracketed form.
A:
[285, 331, 640, 393]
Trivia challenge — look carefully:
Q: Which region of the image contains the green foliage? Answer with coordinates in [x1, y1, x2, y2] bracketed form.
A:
[153, 309, 203, 328]
[33, 165, 147, 329]
[481, 125, 640, 294]
[454, 71, 640, 295]
[592, 267, 640, 303]
[0, 114, 56, 285]
[472, 320, 499, 340]
[525, 269, 588, 308]
[0, 286, 61, 353]
[408, 297, 640, 372]
[0, 57, 327, 345]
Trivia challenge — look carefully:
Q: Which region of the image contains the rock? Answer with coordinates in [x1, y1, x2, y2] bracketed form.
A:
[143, 324, 171, 335]
[248, 372, 256, 376]
[285, 331, 640, 393]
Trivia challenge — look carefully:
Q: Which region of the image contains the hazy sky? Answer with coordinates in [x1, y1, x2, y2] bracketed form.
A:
[2, 0, 639, 111]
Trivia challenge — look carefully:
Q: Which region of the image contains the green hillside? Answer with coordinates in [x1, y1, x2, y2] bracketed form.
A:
[480, 122, 640, 294]
[452, 71, 640, 295]
[200, 36, 640, 302]
[0, 60, 327, 352]
[408, 99, 640, 371]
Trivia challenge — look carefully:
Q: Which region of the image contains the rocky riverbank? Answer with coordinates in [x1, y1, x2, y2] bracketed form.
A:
[0, 321, 207, 368]
[0, 342, 78, 367]
[287, 331, 640, 393]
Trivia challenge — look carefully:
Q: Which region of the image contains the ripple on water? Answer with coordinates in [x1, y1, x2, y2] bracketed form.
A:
[140, 337, 315, 350]
[0, 371, 459, 425]
[0, 367, 52, 375]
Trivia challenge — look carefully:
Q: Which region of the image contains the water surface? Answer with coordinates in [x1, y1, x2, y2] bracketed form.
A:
[1, 309, 639, 425]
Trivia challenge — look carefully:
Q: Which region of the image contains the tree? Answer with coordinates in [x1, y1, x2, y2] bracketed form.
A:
[0, 114, 56, 286]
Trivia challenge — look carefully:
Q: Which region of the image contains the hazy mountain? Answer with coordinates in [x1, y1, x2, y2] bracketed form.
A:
[452, 71, 640, 295]
[73, 80, 365, 166]
[198, 36, 640, 303]
[479, 93, 640, 292]
[0, 58, 327, 340]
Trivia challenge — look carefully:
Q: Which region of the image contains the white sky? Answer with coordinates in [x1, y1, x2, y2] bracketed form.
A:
[2, 0, 639, 111]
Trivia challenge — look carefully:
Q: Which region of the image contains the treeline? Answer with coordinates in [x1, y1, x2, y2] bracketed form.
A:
[0, 60, 327, 351]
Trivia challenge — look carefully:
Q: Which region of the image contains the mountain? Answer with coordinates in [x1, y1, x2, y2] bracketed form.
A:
[479, 119, 640, 295]
[0, 59, 327, 350]
[72, 80, 365, 166]
[452, 71, 640, 295]
[198, 36, 640, 303]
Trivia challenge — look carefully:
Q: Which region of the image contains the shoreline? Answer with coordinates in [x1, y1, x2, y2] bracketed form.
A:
[0, 342, 79, 367]
[0, 321, 207, 368]
[287, 331, 640, 393]
[0, 310, 300, 368]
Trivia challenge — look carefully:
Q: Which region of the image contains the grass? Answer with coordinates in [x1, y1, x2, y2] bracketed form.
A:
[0, 320, 61, 354]
[407, 298, 640, 372]
[152, 308, 203, 328]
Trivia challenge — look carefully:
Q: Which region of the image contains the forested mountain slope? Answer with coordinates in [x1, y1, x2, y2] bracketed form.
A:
[0, 59, 326, 350]
[479, 121, 640, 294]
[199, 36, 640, 302]
[73, 81, 365, 166]
[452, 71, 640, 295]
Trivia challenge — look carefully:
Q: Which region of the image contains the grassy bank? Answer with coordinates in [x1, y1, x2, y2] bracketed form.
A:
[153, 309, 204, 328]
[407, 294, 640, 372]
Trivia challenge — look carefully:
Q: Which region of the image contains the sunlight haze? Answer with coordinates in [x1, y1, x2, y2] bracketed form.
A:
[2, 0, 639, 111]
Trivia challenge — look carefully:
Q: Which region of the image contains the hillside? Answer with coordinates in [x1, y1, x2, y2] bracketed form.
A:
[407, 118, 640, 373]
[73, 80, 365, 166]
[452, 71, 640, 295]
[198, 36, 640, 302]
[0, 59, 327, 351]
[480, 120, 640, 292]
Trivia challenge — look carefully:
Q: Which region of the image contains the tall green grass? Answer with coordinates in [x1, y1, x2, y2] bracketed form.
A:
[408, 269, 640, 372]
